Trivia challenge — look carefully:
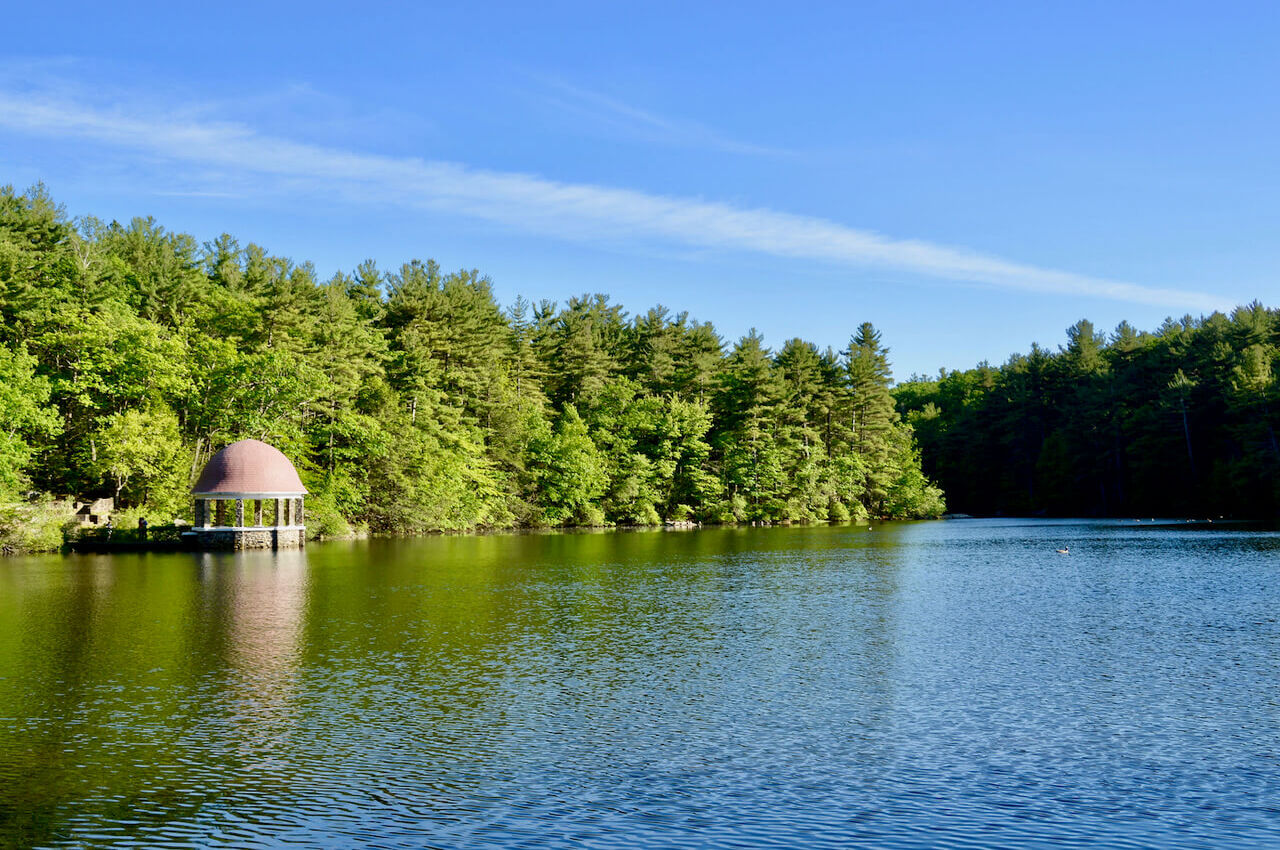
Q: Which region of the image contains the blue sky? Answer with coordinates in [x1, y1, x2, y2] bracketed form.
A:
[2, 1, 1277, 378]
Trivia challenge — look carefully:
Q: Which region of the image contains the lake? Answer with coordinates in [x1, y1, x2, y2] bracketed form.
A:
[2, 519, 1279, 848]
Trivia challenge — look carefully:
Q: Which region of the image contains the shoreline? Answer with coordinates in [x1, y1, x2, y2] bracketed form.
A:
[9, 513, 1258, 557]
[49, 514, 1257, 556]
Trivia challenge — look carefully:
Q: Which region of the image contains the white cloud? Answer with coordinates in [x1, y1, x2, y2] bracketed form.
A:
[0, 90, 1232, 312]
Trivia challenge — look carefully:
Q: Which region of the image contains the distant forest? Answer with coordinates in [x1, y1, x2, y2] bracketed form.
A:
[0, 184, 944, 547]
[895, 307, 1280, 518]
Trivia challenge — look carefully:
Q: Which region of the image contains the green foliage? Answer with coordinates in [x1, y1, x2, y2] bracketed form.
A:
[846, 322, 899, 514]
[0, 499, 74, 554]
[302, 487, 355, 540]
[713, 330, 788, 520]
[0, 183, 946, 547]
[528, 405, 608, 525]
[896, 304, 1280, 517]
[885, 433, 946, 518]
[364, 410, 508, 532]
[0, 344, 60, 498]
[94, 407, 186, 507]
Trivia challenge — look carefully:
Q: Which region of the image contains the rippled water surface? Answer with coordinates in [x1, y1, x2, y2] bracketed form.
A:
[3, 520, 1280, 847]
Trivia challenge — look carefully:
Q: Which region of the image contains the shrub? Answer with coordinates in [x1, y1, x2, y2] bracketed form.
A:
[305, 491, 354, 539]
[0, 498, 74, 554]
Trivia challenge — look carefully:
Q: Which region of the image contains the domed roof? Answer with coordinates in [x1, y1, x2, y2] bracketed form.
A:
[192, 439, 308, 496]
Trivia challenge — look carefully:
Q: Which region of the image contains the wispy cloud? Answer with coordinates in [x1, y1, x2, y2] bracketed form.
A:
[529, 75, 793, 157]
[0, 90, 1231, 312]
[150, 189, 245, 199]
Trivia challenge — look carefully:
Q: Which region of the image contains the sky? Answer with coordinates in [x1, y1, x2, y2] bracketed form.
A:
[2, 1, 1278, 378]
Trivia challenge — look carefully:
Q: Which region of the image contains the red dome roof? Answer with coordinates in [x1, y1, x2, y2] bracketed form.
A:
[192, 439, 308, 496]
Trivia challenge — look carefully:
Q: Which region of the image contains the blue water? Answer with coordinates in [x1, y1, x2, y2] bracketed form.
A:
[2, 519, 1279, 847]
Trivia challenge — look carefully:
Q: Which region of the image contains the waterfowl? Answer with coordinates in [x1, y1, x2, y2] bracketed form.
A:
[1055, 546, 1070, 555]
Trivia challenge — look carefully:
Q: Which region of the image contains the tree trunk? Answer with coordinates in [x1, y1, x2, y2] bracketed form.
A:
[189, 436, 204, 482]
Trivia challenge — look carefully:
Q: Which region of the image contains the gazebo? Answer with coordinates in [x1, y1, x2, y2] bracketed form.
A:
[191, 439, 308, 550]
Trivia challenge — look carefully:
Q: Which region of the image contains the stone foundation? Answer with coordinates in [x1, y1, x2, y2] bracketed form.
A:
[194, 528, 306, 551]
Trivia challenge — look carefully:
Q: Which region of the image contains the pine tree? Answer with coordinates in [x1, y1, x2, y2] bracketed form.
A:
[0, 183, 953, 545]
[844, 322, 898, 514]
[541, 295, 624, 408]
[713, 330, 787, 520]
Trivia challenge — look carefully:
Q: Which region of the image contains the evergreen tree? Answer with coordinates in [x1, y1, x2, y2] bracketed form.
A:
[0, 183, 947, 552]
[845, 322, 898, 514]
[713, 331, 788, 520]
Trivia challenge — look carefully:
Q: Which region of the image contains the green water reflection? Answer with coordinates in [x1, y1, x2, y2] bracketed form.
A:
[0, 525, 906, 845]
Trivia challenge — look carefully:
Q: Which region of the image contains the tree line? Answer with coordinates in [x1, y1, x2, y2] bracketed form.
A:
[0, 184, 943, 547]
[895, 307, 1280, 518]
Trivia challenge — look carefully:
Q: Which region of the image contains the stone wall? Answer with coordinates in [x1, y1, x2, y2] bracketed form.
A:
[194, 528, 306, 551]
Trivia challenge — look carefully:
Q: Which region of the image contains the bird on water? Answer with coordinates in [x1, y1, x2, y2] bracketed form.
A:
[1055, 546, 1070, 554]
